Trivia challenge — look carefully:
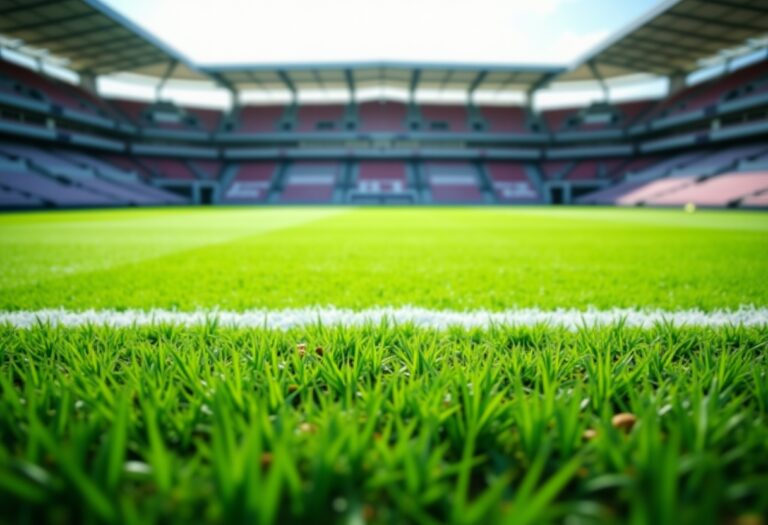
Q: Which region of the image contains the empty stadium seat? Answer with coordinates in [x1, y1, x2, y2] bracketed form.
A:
[358, 102, 408, 132]
[237, 105, 285, 132]
[478, 106, 528, 133]
[425, 163, 483, 203]
[647, 171, 768, 207]
[297, 105, 345, 131]
[223, 162, 277, 203]
[485, 163, 539, 203]
[280, 162, 339, 203]
[420, 104, 469, 132]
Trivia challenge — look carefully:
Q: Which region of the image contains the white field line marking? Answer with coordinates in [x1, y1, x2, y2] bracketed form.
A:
[0, 307, 767, 329]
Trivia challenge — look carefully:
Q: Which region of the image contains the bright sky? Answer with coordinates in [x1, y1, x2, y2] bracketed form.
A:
[102, 0, 664, 65]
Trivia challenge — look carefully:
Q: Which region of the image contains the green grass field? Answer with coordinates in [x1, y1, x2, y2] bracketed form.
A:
[1, 207, 767, 524]
[1, 207, 767, 311]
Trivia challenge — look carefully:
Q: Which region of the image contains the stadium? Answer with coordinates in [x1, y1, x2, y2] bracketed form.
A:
[0, 0, 767, 523]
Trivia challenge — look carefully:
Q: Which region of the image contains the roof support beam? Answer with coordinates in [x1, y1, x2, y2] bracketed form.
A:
[312, 69, 326, 92]
[345, 69, 356, 102]
[588, 61, 609, 100]
[467, 70, 487, 104]
[527, 72, 556, 97]
[525, 72, 558, 110]
[409, 69, 421, 104]
[278, 70, 296, 103]
[156, 60, 179, 99]
[3, 12, 102, 33]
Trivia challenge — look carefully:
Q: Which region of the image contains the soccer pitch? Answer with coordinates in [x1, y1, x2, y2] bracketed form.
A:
[1, 207, 767, 524]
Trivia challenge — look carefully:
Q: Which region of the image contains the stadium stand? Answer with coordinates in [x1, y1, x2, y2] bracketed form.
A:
[138, 158, 197, 180]
[420, 104, 470, 132]
[478, 106, 528, 133]
[425, 163, 484, 203]
[0, 186, 43, 208]
[297, 105, 345, 131]
[191, 160, 222, 179]
[540, 161, 572, 180]
[0, 60, 106, 119]
[358, 102, 408, 132]
[485, 163, 539, 203]
[222, 162, 276, 203]
[236, 105, 286, 132]
[0, 0, 767, 209]
[741, 190, 768, 208]
[646, 172, 768, 207]
[349, 161, 414, 203]
[280, 162, 339, 203]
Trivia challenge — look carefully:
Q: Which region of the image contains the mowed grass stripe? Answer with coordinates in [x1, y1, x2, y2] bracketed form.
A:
[0, 207, 347, 289]
[1, 207, 766, 311]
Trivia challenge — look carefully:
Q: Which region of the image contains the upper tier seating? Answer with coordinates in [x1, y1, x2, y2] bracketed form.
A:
[646, 171, 768, 207]
[479, 106, 528, 133]
[358, 102, 408, 132]
[542, 109, 573, 133]
[297, 105, 345, 131]
[644, 60, 768, 122]
[280, 162, 339, 202]
[425, 162, 483, 203]
[630, 151, 706, 180]
[420, 105, 469, 132]
[223, 162, 277, 203]
[0, 59, 104, 117]
[670, 145, 768, 177]
[110, 100, 218, 131]
[185, 107, 221, 132]
[542, 100, 656, 132]
[484, 163, 539, 202]
[237, 105, 285, 132]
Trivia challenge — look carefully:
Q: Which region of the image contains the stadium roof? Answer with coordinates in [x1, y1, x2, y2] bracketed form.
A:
[0, 0, 767, 96]
[564, 0, 768, 81]
[0, 0, 204, 80]
[203, 62, 564, 96]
